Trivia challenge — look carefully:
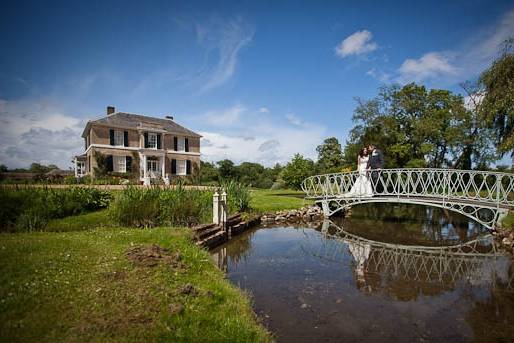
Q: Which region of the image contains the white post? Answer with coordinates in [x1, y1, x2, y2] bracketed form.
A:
[164, 173, 170, 186]
[221, 190, 227, 229]
[161, 155, 166, 179]
[74, 157, 78, 178]
[213, 191, 220, 225]
[142, 155, 151, 186]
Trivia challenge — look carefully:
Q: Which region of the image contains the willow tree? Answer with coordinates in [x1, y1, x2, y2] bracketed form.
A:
[479, 38, 514, 159]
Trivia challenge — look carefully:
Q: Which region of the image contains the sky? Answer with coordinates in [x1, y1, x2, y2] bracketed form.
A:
[1, 0, 513, 169]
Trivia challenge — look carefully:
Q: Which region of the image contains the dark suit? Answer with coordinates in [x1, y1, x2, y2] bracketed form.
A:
[367, 149, 384, 194]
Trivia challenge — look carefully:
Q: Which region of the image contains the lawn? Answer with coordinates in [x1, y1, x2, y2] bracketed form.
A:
[0, 227, 270, 342]
[249, 189, 312, 213]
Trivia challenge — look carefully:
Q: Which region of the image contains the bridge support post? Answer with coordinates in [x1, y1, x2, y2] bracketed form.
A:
[321, 201, 330, 217]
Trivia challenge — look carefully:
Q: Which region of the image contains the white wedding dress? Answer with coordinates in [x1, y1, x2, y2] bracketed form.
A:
[344, 156, 373, 197]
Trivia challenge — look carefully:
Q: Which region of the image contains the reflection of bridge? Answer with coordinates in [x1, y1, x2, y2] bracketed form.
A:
[302, 168, 514, 229]
[307, 221, 513, 291]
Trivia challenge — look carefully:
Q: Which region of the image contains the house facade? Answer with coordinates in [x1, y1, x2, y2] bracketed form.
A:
[75, 106, 201, 183]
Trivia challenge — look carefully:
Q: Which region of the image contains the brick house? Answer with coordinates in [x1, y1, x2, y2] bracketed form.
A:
[74, 106, 201, 183]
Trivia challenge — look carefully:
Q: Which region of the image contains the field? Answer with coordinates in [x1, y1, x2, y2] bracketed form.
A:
[0, 227, 270, 342]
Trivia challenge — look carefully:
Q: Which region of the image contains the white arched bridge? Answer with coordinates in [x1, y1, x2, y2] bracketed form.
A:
[301, 168, 514, 230]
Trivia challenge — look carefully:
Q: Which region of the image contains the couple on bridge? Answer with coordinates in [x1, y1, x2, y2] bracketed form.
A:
[344, 144, 384, 197]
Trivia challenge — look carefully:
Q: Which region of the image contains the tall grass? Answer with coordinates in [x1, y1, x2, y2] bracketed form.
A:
[109, 185, 213, 227]
[220, 180, 251, 213]
[109, 181, 251, 228]
[0, 187, 111, 231]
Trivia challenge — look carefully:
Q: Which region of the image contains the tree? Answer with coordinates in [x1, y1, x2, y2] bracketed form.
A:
[217, 159, 237, 180]
[0, 164, 7, 172]
[199, 161, 218, 183]
[281, 154, 315, 190]
[479, 37, 514, 157]
[343, 83, 491, 169]
[316, 137, 344, 173]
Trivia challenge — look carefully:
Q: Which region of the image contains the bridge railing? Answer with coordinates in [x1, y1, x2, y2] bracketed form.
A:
[301, 168, 514, 207]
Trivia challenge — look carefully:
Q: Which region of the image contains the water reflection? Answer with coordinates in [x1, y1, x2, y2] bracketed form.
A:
[212, 204, 514, 342]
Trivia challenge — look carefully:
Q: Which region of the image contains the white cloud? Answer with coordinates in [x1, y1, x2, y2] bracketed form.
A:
[397, 52, 458, 82]
[396, 10, 514, 84]
[0, 99, 85, 169]
[335, 30, 378, 58]
[196, 106, 326, 166]
[258, 107, 270, 114]
[196, 16, 254, 92]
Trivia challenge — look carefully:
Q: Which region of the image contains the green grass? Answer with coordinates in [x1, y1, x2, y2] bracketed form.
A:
[0, 227, 271, 342]
[250, 189, 312, 213]
[45, 209, 112, 232]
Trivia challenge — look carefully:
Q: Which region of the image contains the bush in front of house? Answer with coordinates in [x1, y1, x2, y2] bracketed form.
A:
[0, 187, 111, 231]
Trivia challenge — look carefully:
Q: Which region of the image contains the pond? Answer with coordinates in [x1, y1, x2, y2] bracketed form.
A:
[212, 204, 514, 342]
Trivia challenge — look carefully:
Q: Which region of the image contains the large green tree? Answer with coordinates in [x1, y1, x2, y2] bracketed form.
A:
[281, 154, 315, 190]
[479, 38, 514, 157]
[343, 83, 491, 169]
[316, 137, 344, 173]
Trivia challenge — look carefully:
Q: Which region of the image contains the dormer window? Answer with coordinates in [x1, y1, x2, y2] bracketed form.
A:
[148, 133, 157, 149]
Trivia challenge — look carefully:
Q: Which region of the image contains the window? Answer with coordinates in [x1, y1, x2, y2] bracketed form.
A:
[114, 156, 126, 173]
[177, 137, 185, 152]
[177, 160, 186, 175]
[114, 130, 124, 146]
[77, 161, 85, 176]
[148, 133, 157, 149]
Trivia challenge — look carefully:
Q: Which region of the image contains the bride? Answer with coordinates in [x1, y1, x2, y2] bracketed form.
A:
[344, 147, 373, 197]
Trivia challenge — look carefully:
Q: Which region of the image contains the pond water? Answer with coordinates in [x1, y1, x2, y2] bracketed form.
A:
[212, 204, 514, 342]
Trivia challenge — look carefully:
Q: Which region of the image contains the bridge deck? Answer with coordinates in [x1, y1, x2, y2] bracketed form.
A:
[309, 194, 512, 210]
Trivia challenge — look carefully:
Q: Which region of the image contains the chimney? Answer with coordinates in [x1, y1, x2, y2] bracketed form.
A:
[165, 115, 174, 120]
[106, 106, 115, 116]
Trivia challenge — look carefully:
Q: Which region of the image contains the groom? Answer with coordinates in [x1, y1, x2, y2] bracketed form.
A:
[367, 144, 384, 194]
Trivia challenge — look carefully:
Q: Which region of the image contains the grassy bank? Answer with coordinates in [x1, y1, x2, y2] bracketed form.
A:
[0, 227, 270, 342]
[250, 189, 312, 213]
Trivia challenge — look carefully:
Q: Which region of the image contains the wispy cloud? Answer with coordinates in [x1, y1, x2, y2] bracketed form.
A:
[395, 10, 514, 84]
[202, 104, 246, 126]
[195, 16, 254, 93]
[335, 30, 378, 58]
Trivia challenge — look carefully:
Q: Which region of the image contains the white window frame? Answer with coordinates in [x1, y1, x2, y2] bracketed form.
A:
[148, 132, 157, 149]
[114, 130, 124, 146]
[114, 156, 126, 173]
[177, 160, 187, 175]
[177, 137, 185, 152]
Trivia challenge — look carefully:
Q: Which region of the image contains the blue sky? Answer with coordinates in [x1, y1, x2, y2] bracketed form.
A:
[1, 0, 513, 168]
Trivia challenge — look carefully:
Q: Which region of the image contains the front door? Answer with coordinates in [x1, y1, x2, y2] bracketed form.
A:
[147, 160, 159, 178]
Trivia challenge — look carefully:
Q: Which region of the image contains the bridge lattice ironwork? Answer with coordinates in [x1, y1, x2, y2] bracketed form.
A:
[301, 168, 514, 229]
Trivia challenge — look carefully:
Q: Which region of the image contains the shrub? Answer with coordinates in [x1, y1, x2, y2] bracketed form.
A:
[0, 187, 111, 232]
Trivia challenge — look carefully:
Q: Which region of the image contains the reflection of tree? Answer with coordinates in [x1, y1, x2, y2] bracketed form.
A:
[466, 263, 514, 342]
[211, 229, 256, 271]
[310, 220, 513, 301]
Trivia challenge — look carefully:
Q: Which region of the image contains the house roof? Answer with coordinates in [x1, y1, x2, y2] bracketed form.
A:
[82, 112, 202, 138]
